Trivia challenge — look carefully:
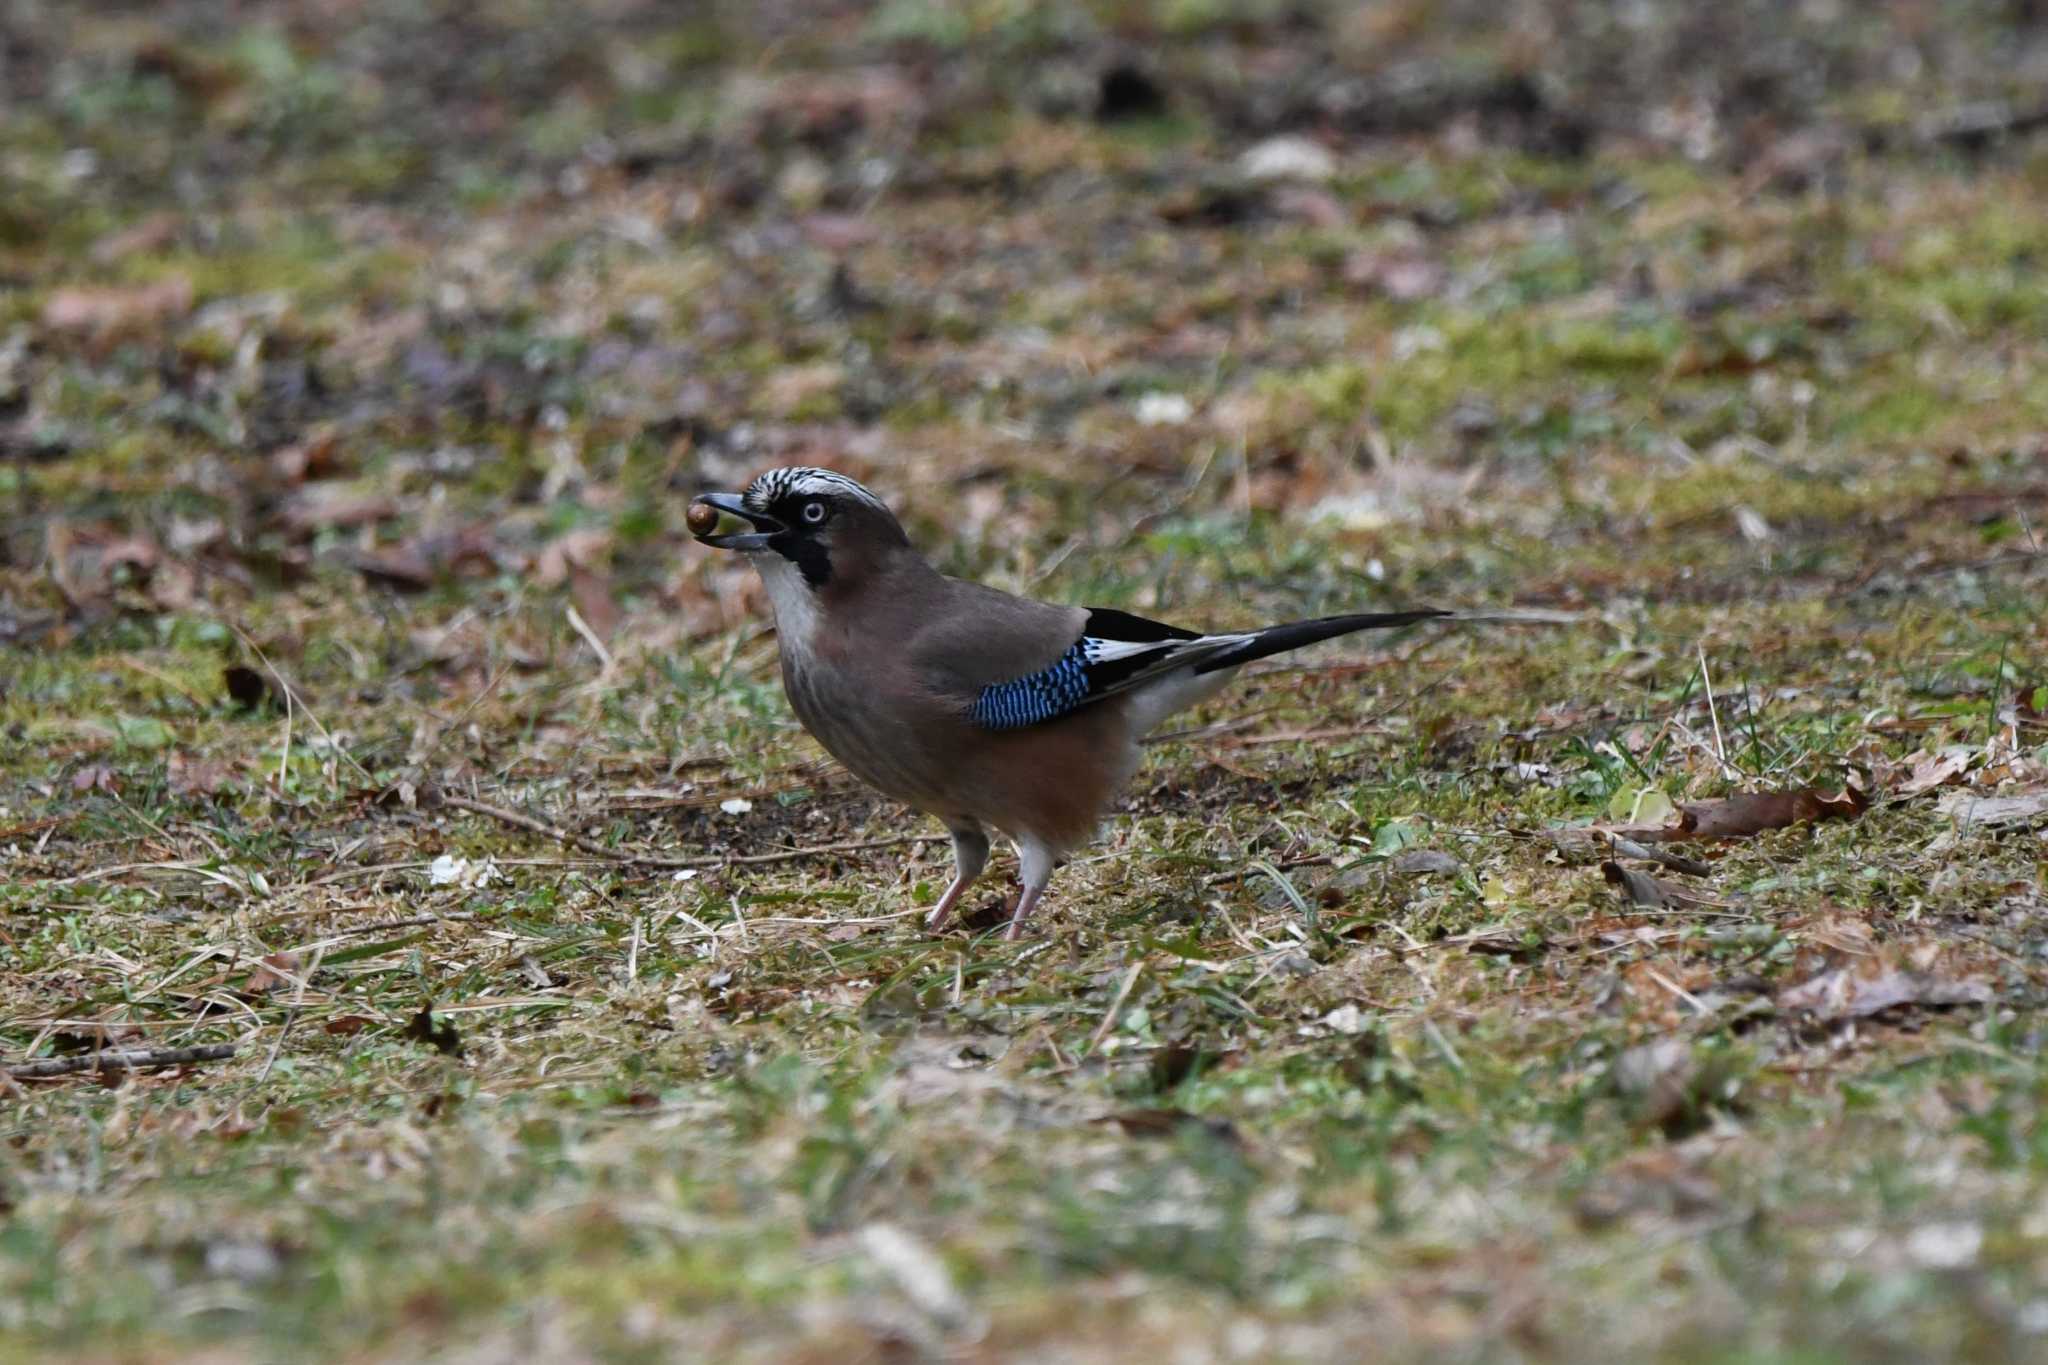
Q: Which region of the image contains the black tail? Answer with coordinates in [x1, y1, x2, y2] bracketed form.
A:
[1191, 609, 1451, 674]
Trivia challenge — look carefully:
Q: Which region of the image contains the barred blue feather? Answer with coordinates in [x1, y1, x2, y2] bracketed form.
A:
[970, 639, 1095, 730]
[963, 605, 1446, 733]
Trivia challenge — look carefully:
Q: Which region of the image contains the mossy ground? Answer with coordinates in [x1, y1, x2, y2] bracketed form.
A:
[4, 3, 2048, 1360]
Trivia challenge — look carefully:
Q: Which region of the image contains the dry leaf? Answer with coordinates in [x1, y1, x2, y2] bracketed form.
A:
[1606, 785, 1870, 842]
[1935, 787, 2048, 834]
[89, 212, 180, 264]
[244, 952, 300, 996]
[533, 528, 613, 588]
[568, 562, 619, 641]
[1895, 747, 1973, 798]
[1098, 1108, 1242, 1146]
[167, 751, 235, 799]
[1677, 787, 1868, 838]
[70, 764, 119, 794]
[42, 274, 194, 333]
[277, 487, 397, 535]
[349, 543, 436, 592]
[1345, 250, 1448, 301]
[1390, 848, 1461, 876]
[1778, 962, 1992, 1019]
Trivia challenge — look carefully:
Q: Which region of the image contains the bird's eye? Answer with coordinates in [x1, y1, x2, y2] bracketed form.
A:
[800, 500, 828, 525]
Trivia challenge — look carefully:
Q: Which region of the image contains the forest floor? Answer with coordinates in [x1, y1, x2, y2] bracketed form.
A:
[5, 2, 2048, 1360]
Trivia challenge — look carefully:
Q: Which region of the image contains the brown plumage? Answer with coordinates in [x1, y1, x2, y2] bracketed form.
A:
[690, 466, 1450, 939]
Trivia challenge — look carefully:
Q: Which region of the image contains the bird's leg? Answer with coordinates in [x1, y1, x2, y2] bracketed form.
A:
[1003, 839, 1059, 942]
[925, 821, 990, 933]
[1002, 883, 1046, 941]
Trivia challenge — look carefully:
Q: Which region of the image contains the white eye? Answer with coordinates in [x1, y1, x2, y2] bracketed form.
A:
[800, 500, 827, 525]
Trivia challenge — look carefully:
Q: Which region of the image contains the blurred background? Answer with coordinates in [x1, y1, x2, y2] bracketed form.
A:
[6, 0, 2048, 665]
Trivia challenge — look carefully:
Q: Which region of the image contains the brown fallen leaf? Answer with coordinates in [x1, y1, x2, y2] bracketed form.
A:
[1678, 786, 1868, 838]
[89, 212, 180, 264]
[71, 764, 119, 794]
[277, 487, 398, 535]
[348, 544, 435, 592]
[243, 952, 300, 996]
[1895, 747, 1973, 798]
[532, 528, 613, 588]
[568, 562, 620, 642]
[1344, 250, 1447, 301]
[42, 274, 194, 334]
[1612, 785, 1869, 842]
[323, 1015, 373, 1036]
[268, 431, 344, 485]
[1778, 963, 1992, 1019]
[167, 751, 236, 799]
[1574, 1147, 1725, 1229]
[1097, 1108, 1243, 1146]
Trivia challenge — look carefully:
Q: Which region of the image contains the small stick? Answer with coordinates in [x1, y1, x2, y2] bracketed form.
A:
[4, 1045, 237, 1079]
[565, 604, 616, 673]
[259, 944, 324, 1084]
[1088, 961, 1145, 1053]
[438, 793, 941, 869]
[1606, 834, 1713, 878]
[1697, 642, 1728, 772]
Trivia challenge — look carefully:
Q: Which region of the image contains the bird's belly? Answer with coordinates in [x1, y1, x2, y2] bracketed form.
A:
[780, 653, 953, 813]
[779, 652, 1139, 856]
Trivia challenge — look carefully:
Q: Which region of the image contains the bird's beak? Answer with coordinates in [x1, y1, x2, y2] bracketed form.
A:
[687, 493, 784, 551]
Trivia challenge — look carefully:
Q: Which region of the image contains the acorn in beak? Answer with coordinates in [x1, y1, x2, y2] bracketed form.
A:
[688, 494, 783, 551]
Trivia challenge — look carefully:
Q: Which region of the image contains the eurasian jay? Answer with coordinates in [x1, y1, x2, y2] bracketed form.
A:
[687, 465, 1450, 940]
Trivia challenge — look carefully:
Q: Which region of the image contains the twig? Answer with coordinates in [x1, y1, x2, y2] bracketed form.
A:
[437, 793, 941, 868]
[1644, 967, 1708, 1014]
[1697, 642, 1728, 772]
[4, 1045, 237, 1079]
[1088, 961, 1145, 1053]
[231, 623, 371, 784]
[258, 943, 324, 1084]
[1605, 834, 1713, 878]
[565, 604, 616, 673]
[1205, 853, 1333, 885]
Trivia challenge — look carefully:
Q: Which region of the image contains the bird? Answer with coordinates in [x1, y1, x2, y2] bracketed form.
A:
[687, 465, 1454, 940]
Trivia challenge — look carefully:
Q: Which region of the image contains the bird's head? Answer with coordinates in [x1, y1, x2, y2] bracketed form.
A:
[687, 466, 911, 591]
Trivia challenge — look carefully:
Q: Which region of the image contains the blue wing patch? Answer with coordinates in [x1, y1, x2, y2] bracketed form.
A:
[967, 609, 1204, 731]
[969, 639, 1095, 730]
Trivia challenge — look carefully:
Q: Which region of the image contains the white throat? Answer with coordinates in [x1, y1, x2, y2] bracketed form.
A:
[754, 554, 822, 658]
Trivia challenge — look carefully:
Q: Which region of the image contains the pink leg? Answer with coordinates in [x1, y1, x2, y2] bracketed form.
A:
[925, 824, 990, 934]
[1002, 883, 1047, 941]
[924, 874, 971, 933]
[1003, 841, 1058, 941]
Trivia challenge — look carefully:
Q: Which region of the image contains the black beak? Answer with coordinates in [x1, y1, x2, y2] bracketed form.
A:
[688, 493, 784, 551]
